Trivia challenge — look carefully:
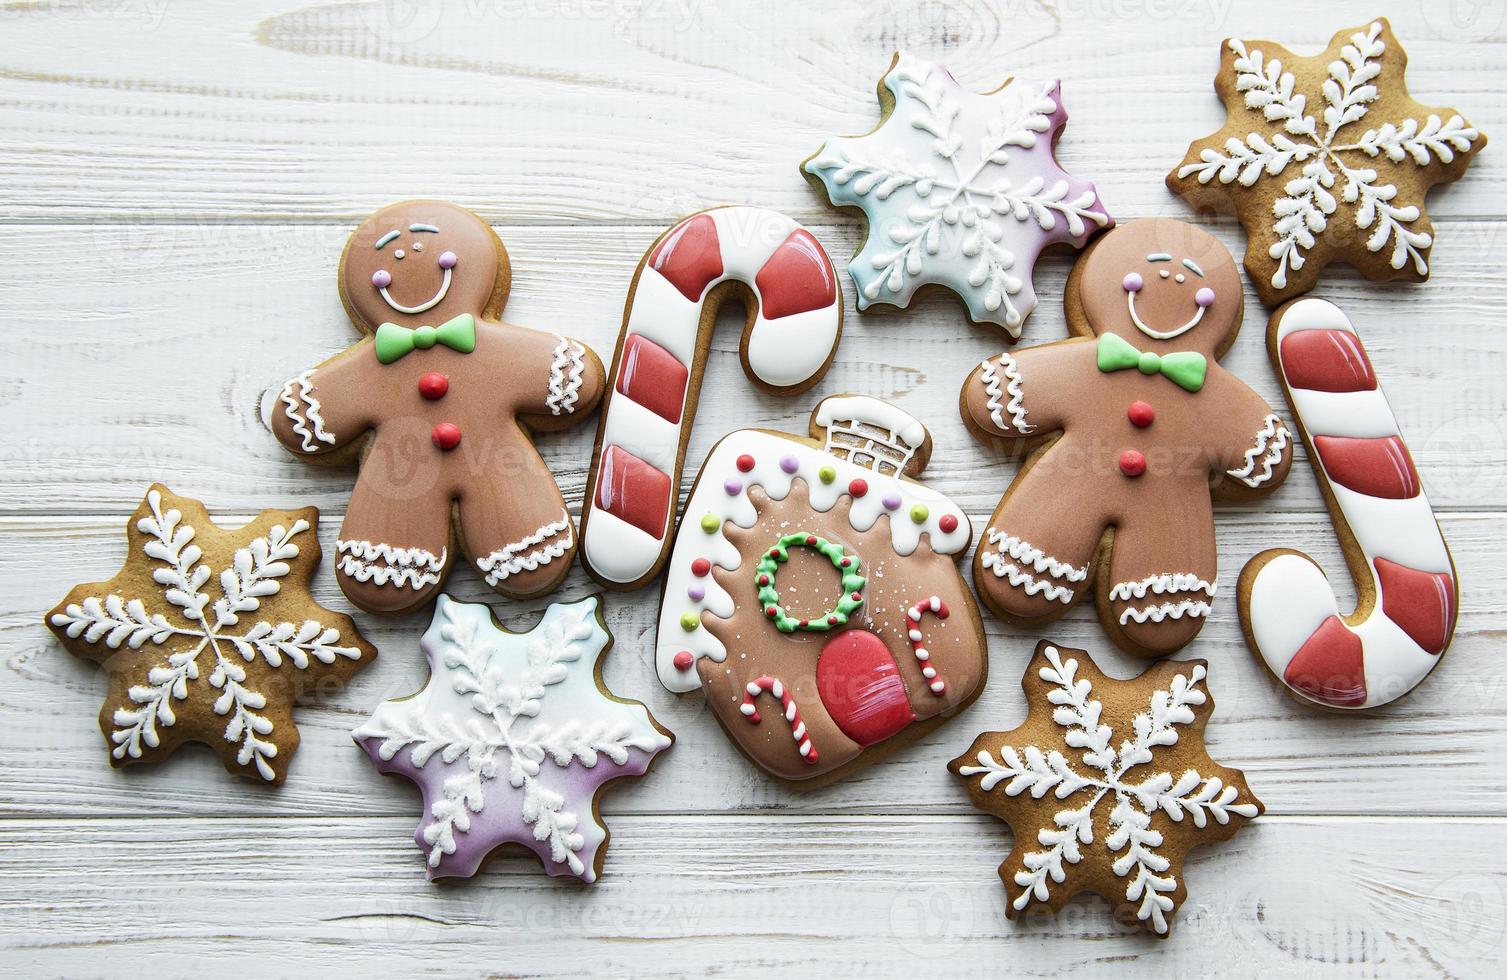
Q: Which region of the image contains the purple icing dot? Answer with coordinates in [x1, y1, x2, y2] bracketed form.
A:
[882, 493, 902, 511]
[372, 269, 392, 288]
[688, 585, 706, 602]
[438, 250, 458, 269]
[724, 478, 742, 495]
[779, 454, 799, 474]
[1195, 286, 1216, 307]
[1122, 272, 1143, 292]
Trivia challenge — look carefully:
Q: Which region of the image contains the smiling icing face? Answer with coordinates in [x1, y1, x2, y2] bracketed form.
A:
[341, 201, 506, 333]
[1076, 218, 1242, 357]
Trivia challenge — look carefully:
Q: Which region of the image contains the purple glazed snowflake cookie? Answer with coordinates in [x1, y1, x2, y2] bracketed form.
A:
[803, 51, 1113, 338]
[354, 594, 672, 881]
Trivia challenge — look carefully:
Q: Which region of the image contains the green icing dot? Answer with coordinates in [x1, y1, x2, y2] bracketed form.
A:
[818, 466, 836, 484]
[679, 611, 699, 632]
[910, 504, 929, 524]
[700, 513, 720, 533]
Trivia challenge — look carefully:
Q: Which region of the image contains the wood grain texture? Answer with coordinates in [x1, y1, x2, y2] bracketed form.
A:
[3, 0, 1505, 974]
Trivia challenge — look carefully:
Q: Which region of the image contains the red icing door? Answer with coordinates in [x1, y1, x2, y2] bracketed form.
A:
[816, 629, 914, 746]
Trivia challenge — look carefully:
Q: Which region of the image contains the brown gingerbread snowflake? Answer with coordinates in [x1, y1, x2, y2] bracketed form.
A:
[950, 640, 1261, 936]
[1168, 18, 1485, 305]
[46, 485, 375, 784]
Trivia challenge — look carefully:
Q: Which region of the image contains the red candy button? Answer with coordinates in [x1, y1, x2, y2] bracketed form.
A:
[432, 422, 462, 451]
[690, 557, 711, 577]
[849, 478, 868, 498]
[1119, 450, 1146, 477]
[938, 514, 959, 533]
[736, 454, 755, 472]
[1128, 400, 1154, 427]
[672, 651, 695, 672]
[418, 372, 449, 400]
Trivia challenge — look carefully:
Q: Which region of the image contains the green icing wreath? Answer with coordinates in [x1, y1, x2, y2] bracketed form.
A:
[755, 532, 866, 633]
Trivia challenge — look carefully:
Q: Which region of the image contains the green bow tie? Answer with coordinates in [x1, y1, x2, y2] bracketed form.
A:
[1096, 333, 1207, 393]
[374, 314, 476, 364]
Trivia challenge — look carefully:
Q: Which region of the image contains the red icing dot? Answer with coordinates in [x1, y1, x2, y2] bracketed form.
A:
[431, 422, 462, 451]
[1128, 401, 1155, 427]
[849, 478, 868, 497]
[805, 535, 817, 545]
[840, 557, 851, 568]
[672, 650, 695, 672]
[757, 573, 770, 586]
[938, 514, 959, 533]
[736, 454, 755, 472]
[1119, 450, 1146, 477]
[691, 557, 711, 577]
[765, 606, 779, 618]
[418, 372, 449, 400]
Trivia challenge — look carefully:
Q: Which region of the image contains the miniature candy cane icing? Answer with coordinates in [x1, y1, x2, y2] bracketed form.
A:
[804, 51, 1111, 337]
[741, 676, 818, 764]
[906, 596, 951, 695]
[579, 206, 844, 589]
[1240, 298, 1458, 709]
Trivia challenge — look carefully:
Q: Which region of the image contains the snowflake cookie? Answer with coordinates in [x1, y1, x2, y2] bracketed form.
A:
[1169, 18, 1486, 305]
[950, 641, 1261, 937]
[46, 485, 375, 784]
[354, 595, 672, 881]
[803, 51, 1112, 338]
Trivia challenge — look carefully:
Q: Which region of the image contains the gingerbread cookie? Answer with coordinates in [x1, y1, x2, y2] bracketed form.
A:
[656, 395, 986, 784]
[951, 640, 1262, 937]
[578, 206, 844, 589]
[1169, 18, 1486, 306]
[270, 200, 606, 615]
[354, 594, 671, 881]
[803, 51, 1112, 337]
[1240, 297, 1458, 709]
[960, 218, 1294, 658]
[46, 486, 375, 784]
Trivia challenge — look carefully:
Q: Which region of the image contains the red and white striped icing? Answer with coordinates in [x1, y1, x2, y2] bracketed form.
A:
[581, 207, 843, 587]
[906, 596, 951, 695]
[1243, 298, 1457, 709]
[741, 676, 818, 764]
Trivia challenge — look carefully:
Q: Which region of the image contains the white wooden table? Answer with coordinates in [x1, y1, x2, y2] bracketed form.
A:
[3, 1, 1504, 974]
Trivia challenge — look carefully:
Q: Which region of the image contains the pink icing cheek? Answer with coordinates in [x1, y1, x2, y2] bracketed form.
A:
[438, 251, 458, 270]
[1195, 287, 1216, 307]
[1122, 272, 1143, 292]
[371, 270, 392, 289]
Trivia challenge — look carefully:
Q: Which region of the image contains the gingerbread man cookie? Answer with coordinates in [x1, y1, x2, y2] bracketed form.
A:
[951, 640, 1262, 937]
[1169, 18, 1486, 306]
[270, 201, 605, 615]
[960, 218, 1294, 657]
[657, 395, 987, 784]
[47, 486, 375, 784]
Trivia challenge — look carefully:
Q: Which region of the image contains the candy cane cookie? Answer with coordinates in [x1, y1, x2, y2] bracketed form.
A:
[1239, 298, 1458, 709]
[580, 207, 844, 589]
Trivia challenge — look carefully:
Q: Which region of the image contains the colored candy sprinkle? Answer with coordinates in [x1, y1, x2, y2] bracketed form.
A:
[910, 504, 929, 524]
[688, 585, 706, 602]
[673, 650, 694, 671]
[700, 513, 720, 533]
[938, 514, 959, 534]
[819, 466, 836, 484]
[780, 454, 799, 473]
[736, 454, 755, 472]
[691, 557, 711, 577]
[724, 478, 742, 495]
[882, 493, 902, 510]
[679, 612, 699, 631]
[849, 478, 868, 497]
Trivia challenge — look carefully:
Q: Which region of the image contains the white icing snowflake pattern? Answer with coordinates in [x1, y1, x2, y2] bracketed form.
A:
[957, 646, 1258, 935]
[49, 489, 365, 780]
[805, 52, 1110, 336]
[354, 595, 671, 881]
[1177, 21, 1481, 292]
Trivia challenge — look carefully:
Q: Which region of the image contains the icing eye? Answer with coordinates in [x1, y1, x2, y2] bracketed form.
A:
[438, 251, 458, 270]
[1195, 287, 1215, 307]
[394, 249, 405, 260]
[372, 270, 392, 288]
[1175, 273, 1185, 283]
[1122, 272, 1143, 292]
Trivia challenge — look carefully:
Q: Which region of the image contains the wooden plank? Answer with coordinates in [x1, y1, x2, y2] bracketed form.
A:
[2, 219, 1503, 515]
[0, 1, 1501, 222]
[0, 813, 1501, 976]
[7, 511, 1503, 819]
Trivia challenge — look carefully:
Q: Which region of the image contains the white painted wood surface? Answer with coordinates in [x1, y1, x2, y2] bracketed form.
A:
[2, 0, 1504, 975]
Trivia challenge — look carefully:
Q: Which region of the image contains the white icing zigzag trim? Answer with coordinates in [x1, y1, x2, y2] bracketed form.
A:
[984, 529, 1087, 582]
[546, 336, 587, 416]
[1109, 574, 1217, 602]
[476, 510, 573, 586]
[1227, 414, 1289, 487]
[980, 354, 1034, 434]
[279, 370, 336, 453]
[1118, 601, 1214, 626]
[336, 539, 446, 590]
[979, 555, 1077, 603]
